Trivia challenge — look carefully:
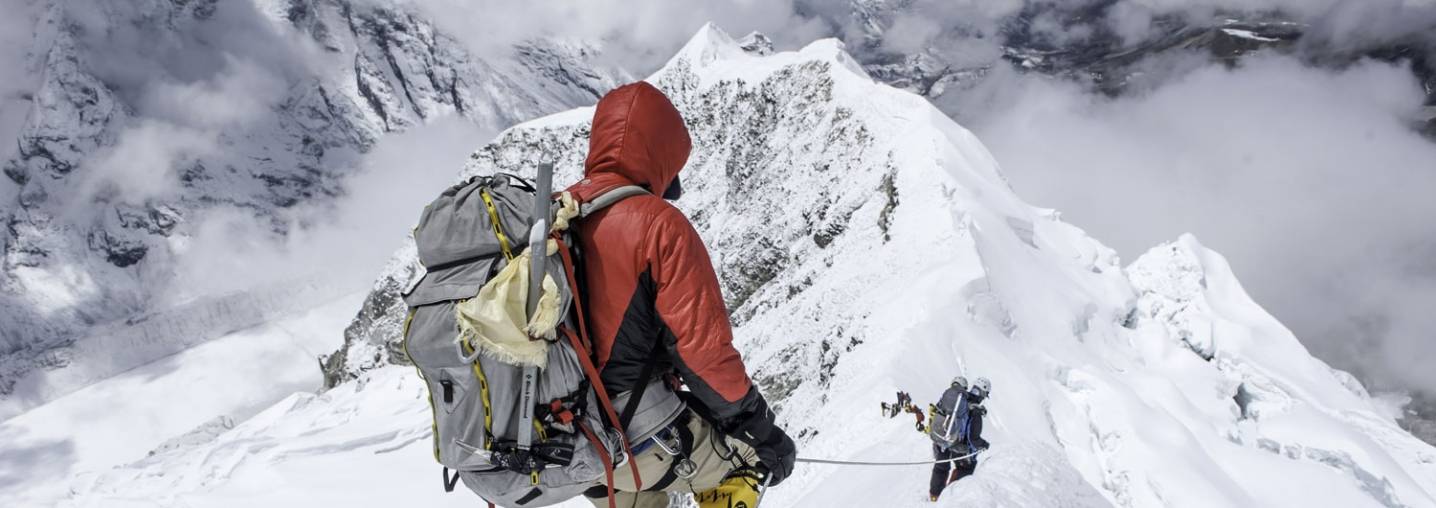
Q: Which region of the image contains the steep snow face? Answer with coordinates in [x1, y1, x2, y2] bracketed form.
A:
[66, 25, 1436, 508]
[0, 0, 626, 407]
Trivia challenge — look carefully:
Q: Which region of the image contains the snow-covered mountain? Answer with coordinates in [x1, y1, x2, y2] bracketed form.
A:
[44, 24, 1434, 508]
[0, 0, 627, 415]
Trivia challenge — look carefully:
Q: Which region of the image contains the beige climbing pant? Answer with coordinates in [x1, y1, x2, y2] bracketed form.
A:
[586, 411, 761, 508]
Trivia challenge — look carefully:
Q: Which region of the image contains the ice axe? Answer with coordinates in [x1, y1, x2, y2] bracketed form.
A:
[516, 162, 553, 457]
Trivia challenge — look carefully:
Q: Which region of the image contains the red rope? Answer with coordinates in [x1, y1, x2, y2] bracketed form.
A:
[578, 421, 617, 508]
[554, 235, 644, 491]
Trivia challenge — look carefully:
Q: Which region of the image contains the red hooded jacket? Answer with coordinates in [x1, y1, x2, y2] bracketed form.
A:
[564, 82, 760, 423]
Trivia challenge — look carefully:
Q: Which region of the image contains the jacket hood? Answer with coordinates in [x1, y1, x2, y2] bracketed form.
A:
[581, 81, 691, 199]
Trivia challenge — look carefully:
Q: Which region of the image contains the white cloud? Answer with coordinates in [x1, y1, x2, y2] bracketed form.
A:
[963, 56, 1436, 391]
[137, 57, 290, 130]
[883, 14, 945, 54]
[77, 121, 218, 205]
[167, 116, 491, 300]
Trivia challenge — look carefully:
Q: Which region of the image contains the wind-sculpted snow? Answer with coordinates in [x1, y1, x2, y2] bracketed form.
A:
[0, 277, 347, 421]
[0, 0, 626, 404]
[64, 24, 1436, 508]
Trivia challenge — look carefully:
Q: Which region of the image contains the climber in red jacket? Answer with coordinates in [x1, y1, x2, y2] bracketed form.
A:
[564, 81, 797, 508]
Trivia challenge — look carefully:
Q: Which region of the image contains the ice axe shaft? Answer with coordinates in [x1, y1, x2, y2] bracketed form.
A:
[517, 163, 553, 452]
[525, 162, 553, 319]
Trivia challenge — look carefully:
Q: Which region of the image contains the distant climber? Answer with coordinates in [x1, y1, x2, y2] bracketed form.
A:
[885, 391, 912, 418]
[927, 376, 991, 501]
[905, 403, 926, 432]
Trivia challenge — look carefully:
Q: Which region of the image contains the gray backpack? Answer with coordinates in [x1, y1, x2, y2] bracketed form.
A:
[401, 166, 646, 507]
[929, 386, 966, 449]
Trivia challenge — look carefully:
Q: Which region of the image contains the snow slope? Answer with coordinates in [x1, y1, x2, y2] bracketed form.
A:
[0, 279, 349, 422]
[54, 24, 1436, 508]
[0, 293, 363, 507]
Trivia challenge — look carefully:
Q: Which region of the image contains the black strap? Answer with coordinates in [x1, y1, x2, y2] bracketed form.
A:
[643, 413, 695, 492]
[493, 172, 536, 192]
[515, 487, 543, 505]
[442, 467, 461, 492]
[617, 350, 664, 430]
[646, 456, 681, 492]
[582, 485, 610, 498]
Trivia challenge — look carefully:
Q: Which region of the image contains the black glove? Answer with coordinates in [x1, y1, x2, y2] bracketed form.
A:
[972, 437, 990, 451]
[724, 394, 797, 486]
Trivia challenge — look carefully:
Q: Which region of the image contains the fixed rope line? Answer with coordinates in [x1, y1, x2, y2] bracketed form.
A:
[795, 449, 981, 466]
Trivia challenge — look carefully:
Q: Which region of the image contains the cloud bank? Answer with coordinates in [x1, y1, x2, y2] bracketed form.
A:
[168, 116, 490, 301]
[962, 56, 1436, 392]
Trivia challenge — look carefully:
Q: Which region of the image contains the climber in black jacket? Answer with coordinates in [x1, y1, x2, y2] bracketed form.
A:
[927, 377, 991, 501]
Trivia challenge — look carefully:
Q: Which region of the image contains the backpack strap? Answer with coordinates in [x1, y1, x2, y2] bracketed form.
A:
[554, 236, 644, 490]
[442, 467, 461, 492]
[617, 352, 663, 431]
[579, 185, 649, 217]
[578, 420, 617, 508]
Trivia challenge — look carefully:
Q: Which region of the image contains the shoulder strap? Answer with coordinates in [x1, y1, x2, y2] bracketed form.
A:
[576, 183, 664, 431]
[617, 351, 664, 430]
[580, 185, 649, 217]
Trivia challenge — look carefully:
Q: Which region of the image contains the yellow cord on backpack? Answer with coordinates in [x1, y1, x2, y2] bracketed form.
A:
[480, 189, 514, 260]
[459, 340, 495, 450]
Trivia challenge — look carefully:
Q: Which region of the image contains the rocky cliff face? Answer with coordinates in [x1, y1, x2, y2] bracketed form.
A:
[0, 0, 626, 398]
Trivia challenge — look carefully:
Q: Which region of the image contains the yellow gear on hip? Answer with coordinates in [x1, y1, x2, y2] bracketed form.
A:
[694, 470, 763, 508]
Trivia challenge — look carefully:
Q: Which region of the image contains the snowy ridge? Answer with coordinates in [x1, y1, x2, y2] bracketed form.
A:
[62, 25, 1436, 508]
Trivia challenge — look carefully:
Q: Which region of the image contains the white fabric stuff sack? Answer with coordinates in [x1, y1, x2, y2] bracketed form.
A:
[454, 241, 562, 368]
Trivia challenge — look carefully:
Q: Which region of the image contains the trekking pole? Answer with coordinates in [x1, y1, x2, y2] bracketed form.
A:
[517, 163, 554, 456]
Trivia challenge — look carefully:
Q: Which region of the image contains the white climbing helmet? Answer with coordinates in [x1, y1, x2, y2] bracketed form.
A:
[972, 377, 992, 398]
[953, 376, 968, 390]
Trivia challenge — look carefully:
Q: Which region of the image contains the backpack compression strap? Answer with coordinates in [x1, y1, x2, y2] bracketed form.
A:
[577, 420, 617, 508]
[547, 184, 653, 500]
[555, 237, 644, 492]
